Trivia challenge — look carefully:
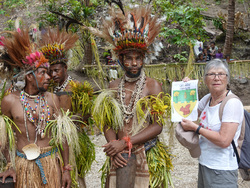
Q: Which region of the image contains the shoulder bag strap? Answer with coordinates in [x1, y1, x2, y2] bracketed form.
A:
[219, 93, 241, 164]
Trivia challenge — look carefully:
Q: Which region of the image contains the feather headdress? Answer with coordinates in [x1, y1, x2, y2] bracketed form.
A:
[86, 5, 161, 56]
[1, 29, 49, 71]
[39, 28, 79, 65]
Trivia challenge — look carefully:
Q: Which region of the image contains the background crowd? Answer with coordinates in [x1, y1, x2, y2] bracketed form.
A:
[194, 40, 232, 63]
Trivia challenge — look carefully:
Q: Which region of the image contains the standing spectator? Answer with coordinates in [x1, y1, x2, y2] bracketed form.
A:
[215, 48, 224, 59]
[210, 42, 218, 59]
[194, 37, 203, 57]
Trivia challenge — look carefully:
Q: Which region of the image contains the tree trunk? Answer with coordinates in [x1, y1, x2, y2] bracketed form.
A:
[84, 0, 90, 6]
[223, 0, 235, 57]
[84, 40, 93, 65]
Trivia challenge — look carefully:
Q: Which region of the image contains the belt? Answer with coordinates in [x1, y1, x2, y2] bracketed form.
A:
[16, 148, 58, 184]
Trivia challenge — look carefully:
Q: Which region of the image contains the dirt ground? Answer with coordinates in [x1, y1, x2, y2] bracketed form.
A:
[85, 125, 250, 188]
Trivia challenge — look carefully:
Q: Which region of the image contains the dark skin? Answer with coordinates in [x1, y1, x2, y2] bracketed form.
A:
[49, 63, 90, 122]
[50, 63, 72, 111]
[103, 51, 163, 168]
[50, 63, 68, 86]
[50, 63, 88, 188]
[0, 67, 71, 188]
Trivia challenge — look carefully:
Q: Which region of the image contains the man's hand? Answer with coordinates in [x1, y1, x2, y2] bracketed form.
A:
[61, 171, 71, 188]
[103, 140, 126, 157]
[0, 168, 16, 183]
[111, 152, 128, 169]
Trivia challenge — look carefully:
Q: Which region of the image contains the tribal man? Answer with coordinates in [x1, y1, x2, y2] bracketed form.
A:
[91, 5, 173, 188]
[0, 29, 75, 188]
[39, 28, 78, 111]
[39, 28, 95, 187]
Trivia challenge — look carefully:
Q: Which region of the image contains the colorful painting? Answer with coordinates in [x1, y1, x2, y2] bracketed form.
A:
[171, 80, 199, 122]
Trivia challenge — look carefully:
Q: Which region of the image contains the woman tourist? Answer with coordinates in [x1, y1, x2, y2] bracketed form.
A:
[181, 59, 244, 188]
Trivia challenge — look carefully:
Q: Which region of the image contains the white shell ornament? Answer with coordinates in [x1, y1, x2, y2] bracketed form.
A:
[41, 130, 45, 139]
[22, 143, 41, 160]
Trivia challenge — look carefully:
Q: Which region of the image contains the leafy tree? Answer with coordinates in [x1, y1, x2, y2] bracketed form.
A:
[157, 1, 207, 46]
[38, 0, 101, 65]
[152, 0, 207, 62]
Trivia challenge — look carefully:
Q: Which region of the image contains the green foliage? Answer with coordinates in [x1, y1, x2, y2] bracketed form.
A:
[213, 18, 224, 31]
[147, 141, 174, 188]
[215, 0, 221, 5]
[38, 0, 99, 30]
[92, 89, 123, 133]
[3, 0, 26, 9]
[3, 20, 15, 31]
[153, 0, 207, 47]
[136, 92, 171, 127]
[70, 80, 94, 117]
[76, 131, 95, 177]
[0, 9, 6, 15]
[173, 51, 188, 63]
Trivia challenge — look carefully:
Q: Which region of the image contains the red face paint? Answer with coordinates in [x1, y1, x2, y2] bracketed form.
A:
[39, 75, 45, 83]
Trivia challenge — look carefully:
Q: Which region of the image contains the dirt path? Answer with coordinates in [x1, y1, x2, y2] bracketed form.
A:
[85, 124, 250, 188]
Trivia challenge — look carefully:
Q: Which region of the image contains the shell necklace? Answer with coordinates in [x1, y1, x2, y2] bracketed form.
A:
[54, 75, 72, 93]
[118, 70, 146, 124]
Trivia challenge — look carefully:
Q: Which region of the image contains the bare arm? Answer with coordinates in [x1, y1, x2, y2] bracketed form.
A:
[1, 94, 13, 118]
[130, 79, 163, 145]
[50, 93, 71, 188]
[58, 95, 72, 112]
[0, 94, 17, 182]
[60, 141, 71, 188]
[181, 119, 238, 148]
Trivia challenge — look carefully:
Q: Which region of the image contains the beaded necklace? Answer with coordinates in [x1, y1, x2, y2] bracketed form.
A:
[20, 90, 51, 142]
[117, 70, 146, 124]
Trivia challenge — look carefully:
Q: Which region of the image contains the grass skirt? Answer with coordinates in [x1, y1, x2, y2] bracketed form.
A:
[15, 147, 61, 188]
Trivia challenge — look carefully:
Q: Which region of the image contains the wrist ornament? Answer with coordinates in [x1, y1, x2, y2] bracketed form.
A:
[195, 126, 202, 135]
[63, 164, 72, 173]
[121, 136, 133, 157]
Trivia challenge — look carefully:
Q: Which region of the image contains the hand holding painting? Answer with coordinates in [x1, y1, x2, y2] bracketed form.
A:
[171, 80, 199, 122]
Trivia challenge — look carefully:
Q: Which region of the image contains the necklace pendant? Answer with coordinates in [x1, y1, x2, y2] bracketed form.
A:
[124, 116, 130, 124]
[41, 130, 45, 139]
[33, 110, 36, 114]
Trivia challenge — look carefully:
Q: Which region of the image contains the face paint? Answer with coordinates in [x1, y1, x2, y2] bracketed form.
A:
[34, 68, 51, 92]
[122, 51, 144, 78]
[39, 75, 45, 83]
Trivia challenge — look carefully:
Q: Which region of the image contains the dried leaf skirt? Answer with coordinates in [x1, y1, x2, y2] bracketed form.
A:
[15, 147, 61, 188]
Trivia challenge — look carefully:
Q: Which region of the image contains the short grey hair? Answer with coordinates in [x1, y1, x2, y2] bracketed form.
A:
[204, 59, 230, 83]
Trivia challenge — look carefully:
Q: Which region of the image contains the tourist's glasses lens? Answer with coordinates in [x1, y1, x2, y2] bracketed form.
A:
[205, 73, 227, 78]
